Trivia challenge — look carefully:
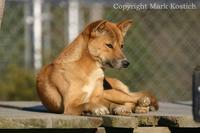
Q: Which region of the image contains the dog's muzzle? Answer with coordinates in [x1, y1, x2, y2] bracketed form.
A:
[121, 59, 130, 68]
[103, 58, 130, 69]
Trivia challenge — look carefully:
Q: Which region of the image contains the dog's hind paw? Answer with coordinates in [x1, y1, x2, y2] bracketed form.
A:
[92, 105, 110, 116]
[138, 96, 151, 107]
[113, 105, 132, 116]
[134, 96, 150, 113]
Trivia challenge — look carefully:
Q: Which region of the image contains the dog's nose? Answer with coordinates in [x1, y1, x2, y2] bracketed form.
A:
[121, 60, 130, 68]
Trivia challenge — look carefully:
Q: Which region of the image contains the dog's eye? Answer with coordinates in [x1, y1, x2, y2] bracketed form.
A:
[106, 44, 113, 49]
[121, 45, 124, 48]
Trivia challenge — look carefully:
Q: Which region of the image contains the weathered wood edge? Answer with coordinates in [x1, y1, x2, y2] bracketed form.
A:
[0, 101, 200, 129]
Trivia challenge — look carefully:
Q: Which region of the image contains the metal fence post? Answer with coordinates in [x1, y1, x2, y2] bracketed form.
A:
[68, 0, 79, 43]
[89, 2, 103, 22]
[33, 0, 42, 71]
[43, 0, 51, 63]
[24, 0, 34, 69]
[0, 0, 5, 29]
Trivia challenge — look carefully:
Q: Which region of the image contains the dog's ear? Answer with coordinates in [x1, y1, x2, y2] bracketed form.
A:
[90, 20, 107, 36]
[117, 19, 133, 36]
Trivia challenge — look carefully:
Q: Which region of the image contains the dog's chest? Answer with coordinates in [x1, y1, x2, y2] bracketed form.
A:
[82, 68, 104, 102]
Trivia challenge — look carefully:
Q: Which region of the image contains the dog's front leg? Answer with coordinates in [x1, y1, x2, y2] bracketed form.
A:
[84, 87, 110, 116]
[62, 92, 87, 115]
[61, 81, 109, 115]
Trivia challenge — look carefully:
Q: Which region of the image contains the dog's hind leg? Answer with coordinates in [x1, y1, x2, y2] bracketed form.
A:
[104, 77, 130, 94]
[104, 77, 142, 104]
[103, 89, 139, 104]
[37, 84, 63, 113]
[103, 77, 159, 115]
[104, 77, 158, 107]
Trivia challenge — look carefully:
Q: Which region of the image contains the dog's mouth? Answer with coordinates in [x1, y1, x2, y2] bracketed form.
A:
[94, 56, 114, 68]
[103, 60, 122, 69]
[103, 61, 114, 68]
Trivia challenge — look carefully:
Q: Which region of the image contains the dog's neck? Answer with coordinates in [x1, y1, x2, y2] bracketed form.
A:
[53, 32, 101, 70]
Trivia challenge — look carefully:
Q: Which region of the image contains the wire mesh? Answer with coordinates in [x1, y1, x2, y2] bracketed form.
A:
[0, 0, 199, 101]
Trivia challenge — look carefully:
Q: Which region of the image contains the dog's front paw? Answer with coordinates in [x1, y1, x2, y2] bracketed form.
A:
[92, 105, 110, 116]
[113, 105, 132, 116]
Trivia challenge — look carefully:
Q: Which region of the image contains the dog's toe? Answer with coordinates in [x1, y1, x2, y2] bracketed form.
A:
[138, 96, 151, 107]
[134, 106, 149, 113]
[93, 105, 110, 116]
[113, 106, 132, 116]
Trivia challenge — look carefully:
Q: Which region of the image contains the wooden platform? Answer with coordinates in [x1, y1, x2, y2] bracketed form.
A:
[0, 101, 199, 132]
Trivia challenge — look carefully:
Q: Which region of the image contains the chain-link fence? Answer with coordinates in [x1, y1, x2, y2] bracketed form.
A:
[0, 0, 199, 101]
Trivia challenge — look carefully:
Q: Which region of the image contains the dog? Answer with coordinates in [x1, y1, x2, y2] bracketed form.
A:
[36, 19, 158, 115]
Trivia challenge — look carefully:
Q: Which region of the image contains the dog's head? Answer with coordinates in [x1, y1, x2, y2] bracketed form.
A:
[86, 19, 133, 69]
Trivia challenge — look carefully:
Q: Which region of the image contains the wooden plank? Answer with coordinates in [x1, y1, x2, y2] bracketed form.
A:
[0, 102, 102, 128]
[102, 102, 200, 128]
[134, 127, 171, 133]
[0, 101, 199, 128]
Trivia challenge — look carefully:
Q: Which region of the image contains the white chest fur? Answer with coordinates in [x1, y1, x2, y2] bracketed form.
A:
[82, 68, 104, 103]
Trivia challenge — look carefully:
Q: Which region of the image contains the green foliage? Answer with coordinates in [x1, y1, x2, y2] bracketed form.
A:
[0, 3, 25, 66]
[0, 65, 37, 100]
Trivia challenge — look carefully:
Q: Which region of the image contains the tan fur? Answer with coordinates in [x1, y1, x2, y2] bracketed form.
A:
[36, 19, 158, 115]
